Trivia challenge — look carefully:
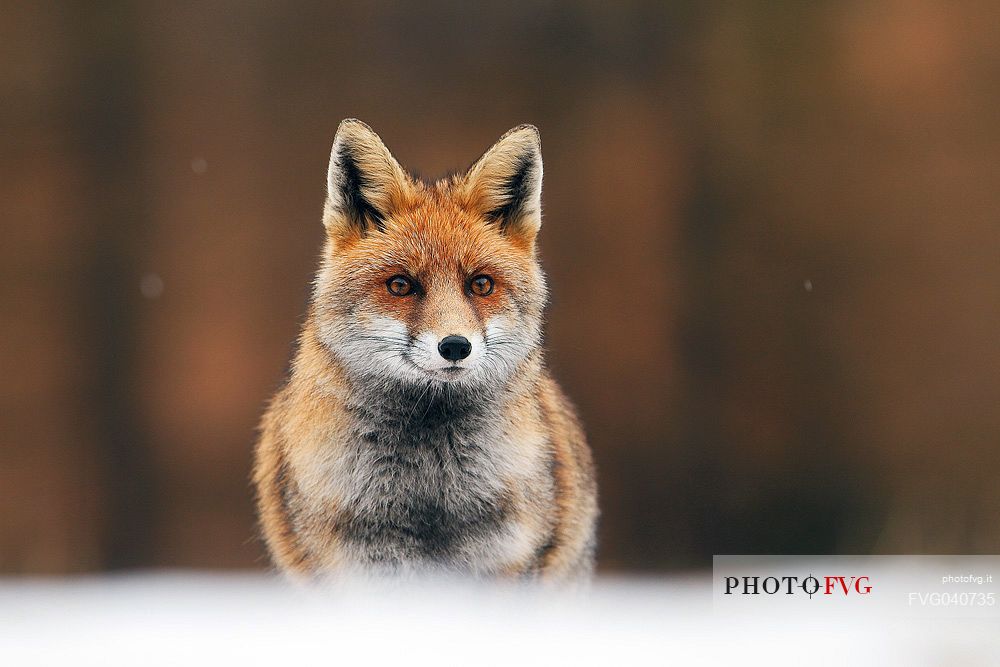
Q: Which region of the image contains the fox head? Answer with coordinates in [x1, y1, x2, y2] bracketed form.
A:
[311, 119, 548, 391]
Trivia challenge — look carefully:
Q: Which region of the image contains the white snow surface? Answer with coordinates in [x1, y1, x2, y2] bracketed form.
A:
[0, 572, 996, 666]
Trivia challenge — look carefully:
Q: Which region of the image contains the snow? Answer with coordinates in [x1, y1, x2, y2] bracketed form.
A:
[1, 573, 995, 665]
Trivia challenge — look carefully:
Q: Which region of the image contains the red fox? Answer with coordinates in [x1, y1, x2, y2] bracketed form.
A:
[253, 120, 597, 582]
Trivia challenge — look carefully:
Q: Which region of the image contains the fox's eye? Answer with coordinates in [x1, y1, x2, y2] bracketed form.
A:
[387, 275, 415, 297]
[470, 275, 494, 297]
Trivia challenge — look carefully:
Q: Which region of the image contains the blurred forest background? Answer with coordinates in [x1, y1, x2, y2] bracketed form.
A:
[2, 1, 999, 574]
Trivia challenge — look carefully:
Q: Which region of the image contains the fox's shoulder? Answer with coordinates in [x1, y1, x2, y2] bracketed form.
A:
[529, 371, 598, 576]
[536, 372, 585, 443]
[535, 371, 595, 496]
[256, 325, 354, 457]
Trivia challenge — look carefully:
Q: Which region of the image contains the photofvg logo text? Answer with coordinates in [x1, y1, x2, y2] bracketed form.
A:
[714, 556, 1000, 618]
[723, 574, 872, 599]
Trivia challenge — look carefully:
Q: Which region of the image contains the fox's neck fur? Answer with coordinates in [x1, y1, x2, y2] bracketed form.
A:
[276, 326, 551, 577]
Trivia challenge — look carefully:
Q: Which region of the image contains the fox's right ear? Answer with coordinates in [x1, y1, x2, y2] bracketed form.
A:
[461, 124, 543, 246]
[324, 119, 409, 238]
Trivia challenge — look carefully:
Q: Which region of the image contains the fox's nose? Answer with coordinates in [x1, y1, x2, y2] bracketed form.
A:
[438, 335, 472, 361]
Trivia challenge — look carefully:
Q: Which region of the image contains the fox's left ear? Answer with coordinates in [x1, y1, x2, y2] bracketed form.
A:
[325, 119, 409, 239]
[461, 125, 543, 245]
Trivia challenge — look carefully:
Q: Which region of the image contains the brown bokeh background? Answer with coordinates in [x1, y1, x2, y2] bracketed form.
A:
[3, 2, 999, 574]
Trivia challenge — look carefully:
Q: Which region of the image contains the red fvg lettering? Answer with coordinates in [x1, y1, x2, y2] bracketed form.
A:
[824, 576, 872, 595]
